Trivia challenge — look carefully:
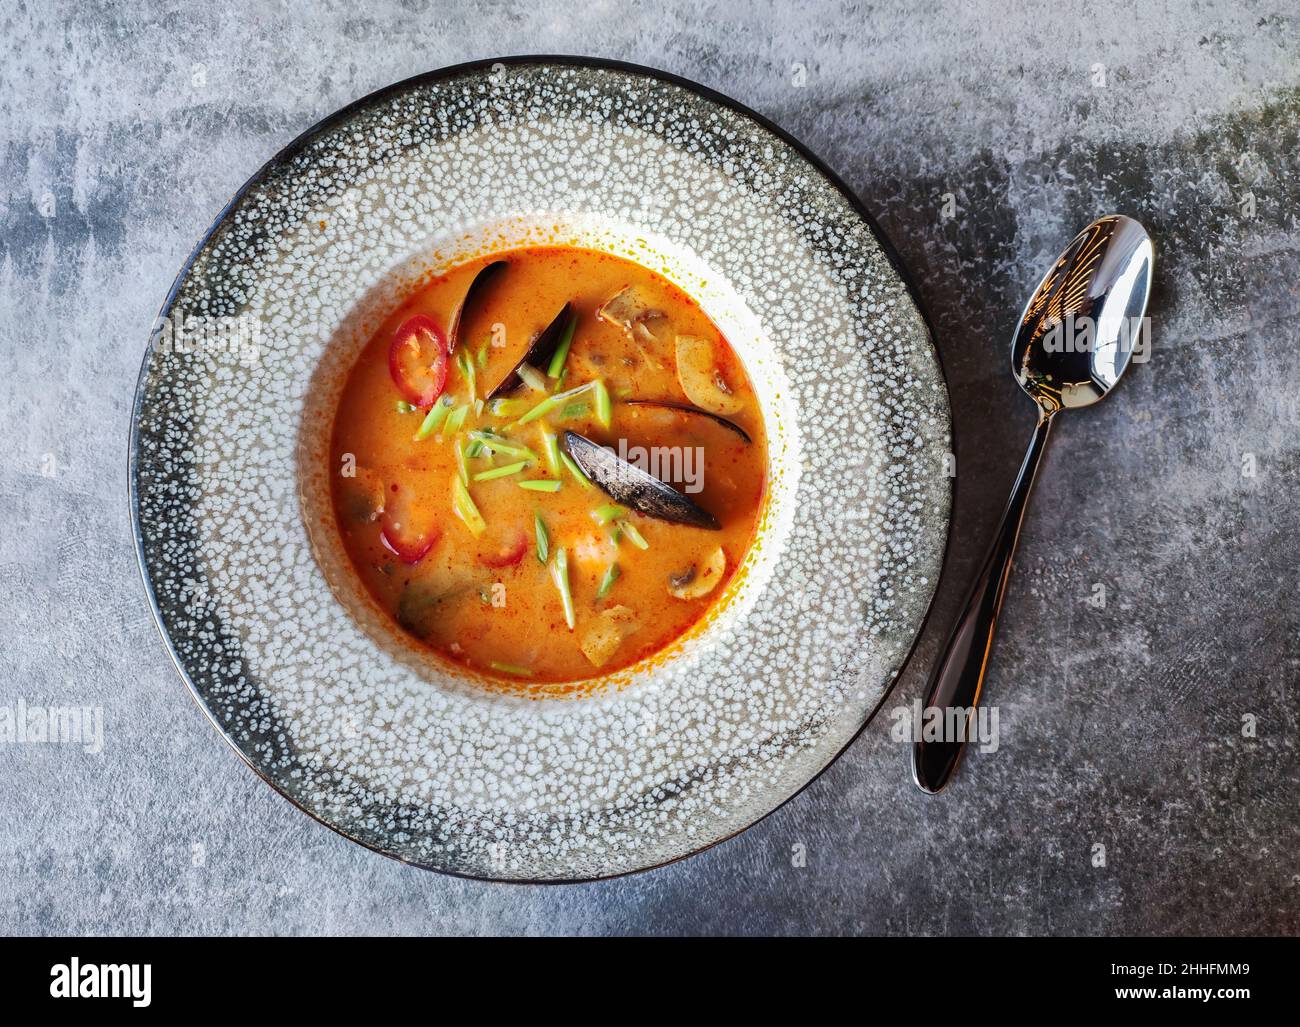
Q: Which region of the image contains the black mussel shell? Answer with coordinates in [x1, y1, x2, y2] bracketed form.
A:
[487, 303, 574, 400]
[562, 431, 720, 530]
[624, 399, 752, 443]
[447, 260, 508, 352]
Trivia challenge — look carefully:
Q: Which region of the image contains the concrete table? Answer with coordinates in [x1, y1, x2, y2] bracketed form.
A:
[1, 0, 1296, 934]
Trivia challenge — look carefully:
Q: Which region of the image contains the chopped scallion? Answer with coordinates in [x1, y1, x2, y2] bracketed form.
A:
[596, 562, 621, 598]
[561, 401, 590, 419]
[545, 312, 577, 378]
[560, 450, 596, 490]
[455, 439, 470, 486]
[519, 479, 562, 492]
[443, 403, 469, 436]
[516, 394, 561, 426]
[414, 398, 452, 440]
[534, 512, 549, 564]
[592, 503, 629, 526]
[540, 428, 561, 475]
[474, 459, 527, 482]
[622, 521, 649, 550]
[592, 379, 611, 428]
[451, 475, 486, 536]
[550, 547, 575, 630]
[457, 348, 477, 401]
[517, 381, 592, 426]
[517, 363, 548, 392]
[489, 661, 533, 678]
[489, 397, 531, 418]
[468, 431, 537, 462]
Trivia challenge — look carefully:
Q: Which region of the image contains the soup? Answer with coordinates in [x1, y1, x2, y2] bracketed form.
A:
[330, 246, 767, 686]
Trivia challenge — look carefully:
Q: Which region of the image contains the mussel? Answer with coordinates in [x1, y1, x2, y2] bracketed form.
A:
[486, 303, 575, 400]
[624, 400, 752, 443]
[447, 260, 508, 353]
[562, 430, 720, 530]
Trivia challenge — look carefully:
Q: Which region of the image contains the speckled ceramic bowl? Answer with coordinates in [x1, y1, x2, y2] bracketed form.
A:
[130, 57, 951, 881]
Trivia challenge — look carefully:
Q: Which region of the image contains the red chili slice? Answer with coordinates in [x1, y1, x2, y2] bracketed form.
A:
[380, 516, 441, 565]
[388, 314, 448, 407]
[479, 532, 528, 569]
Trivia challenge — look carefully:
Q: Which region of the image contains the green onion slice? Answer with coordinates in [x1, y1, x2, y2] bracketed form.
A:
[540, 428, 561, 475]
[534, 512, 549, 564]
[443, 403, 469, 437]
[560, 451, 595, 490]
[474, 460, 527, 482]
[468, 431, 537, 462]
[415, 399, 452, 440]
[592, 379, 611, 428]
[545, 312, 577, 379]
[455, 439, 470, 486]
[451, 475, 486, 536]
[489, 397, 531, 419]
[550, 547, 575, 630]
[457, 349, 477, 402]
[517, 380, 592, 426]
[596, 562, 621, 599]
[592, 503, 628, 526]
[489, 661, 533, 678]
[517, 363, 548, 392]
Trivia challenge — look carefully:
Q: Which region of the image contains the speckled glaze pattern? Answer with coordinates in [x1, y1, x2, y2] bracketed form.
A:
[130, 59, 951, 880]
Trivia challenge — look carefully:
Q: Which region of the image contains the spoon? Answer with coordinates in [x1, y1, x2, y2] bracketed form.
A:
[912, 214, 1154, 793]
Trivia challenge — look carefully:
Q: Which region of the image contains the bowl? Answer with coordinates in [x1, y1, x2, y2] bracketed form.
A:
[130, 57, 951, 881]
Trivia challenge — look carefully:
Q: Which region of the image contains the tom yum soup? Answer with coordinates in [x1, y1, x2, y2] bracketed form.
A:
[330, 247, 767, 686]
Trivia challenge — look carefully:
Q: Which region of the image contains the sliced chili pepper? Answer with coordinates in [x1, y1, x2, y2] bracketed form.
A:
[479, 531, 528, 569]
[379, 486, 441, 564]
[388, 314, 448, 408]
[380, 518, 440, 564]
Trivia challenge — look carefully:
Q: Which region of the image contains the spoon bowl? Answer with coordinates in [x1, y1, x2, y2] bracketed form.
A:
[1013, 215, 1154, 412]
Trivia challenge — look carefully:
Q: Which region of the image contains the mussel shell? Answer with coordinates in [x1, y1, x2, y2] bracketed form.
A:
[447, 260, 508, 352]
[562, 431, 721, 531]
[487, 302, 573, 400]
[624, 400, 752, 443]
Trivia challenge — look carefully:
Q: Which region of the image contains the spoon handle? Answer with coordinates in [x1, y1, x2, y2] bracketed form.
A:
[912, 411, 1055, 793]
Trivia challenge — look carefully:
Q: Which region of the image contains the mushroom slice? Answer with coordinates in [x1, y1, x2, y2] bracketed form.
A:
[675, 335, 744, 416]
[668, 546, 727, 600]
[597, 285, 668, 368]
[579, 605, 641, 668]
[596, 285, 668, 338]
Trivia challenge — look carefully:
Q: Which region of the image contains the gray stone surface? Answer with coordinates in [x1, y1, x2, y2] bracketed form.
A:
[2, 0, 1297, 935]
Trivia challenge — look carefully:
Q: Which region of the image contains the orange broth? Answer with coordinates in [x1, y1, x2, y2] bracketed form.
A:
[330, 246, 767, 685]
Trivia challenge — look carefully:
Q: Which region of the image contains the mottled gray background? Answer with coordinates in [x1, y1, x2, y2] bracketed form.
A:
[2, 0, 1297, 936]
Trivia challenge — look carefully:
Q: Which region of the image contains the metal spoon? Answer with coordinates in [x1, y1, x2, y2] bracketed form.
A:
[912, 214, 1154, 793]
